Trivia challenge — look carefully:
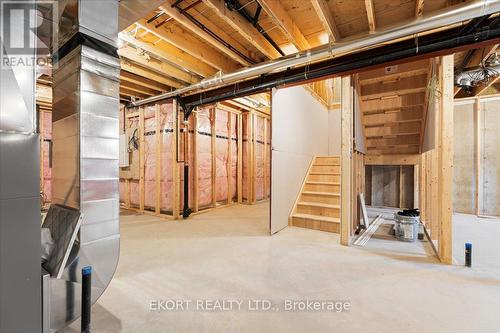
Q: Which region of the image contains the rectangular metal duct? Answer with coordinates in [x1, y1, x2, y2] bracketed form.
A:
[48, 0, 120, 331]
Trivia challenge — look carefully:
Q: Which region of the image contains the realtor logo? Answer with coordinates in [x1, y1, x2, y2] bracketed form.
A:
[1, 0, 58, 67]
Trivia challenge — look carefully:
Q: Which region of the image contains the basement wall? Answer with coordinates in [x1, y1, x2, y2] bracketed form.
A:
[117, 99, 270, 218]
[271, 86, 330, 234]
[453, 97, 500, 216]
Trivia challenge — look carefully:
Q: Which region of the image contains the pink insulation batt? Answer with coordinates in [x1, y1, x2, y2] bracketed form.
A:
[215, 108, 229, 202]
[196, 106, 213, 208]
[42, 111, 52, 202]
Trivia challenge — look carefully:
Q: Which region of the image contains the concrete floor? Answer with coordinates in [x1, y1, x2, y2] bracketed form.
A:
[65, 203, 500, 332]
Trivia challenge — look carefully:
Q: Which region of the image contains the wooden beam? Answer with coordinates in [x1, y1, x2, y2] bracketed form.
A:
[438, 54, 453, 264]
[121, 61, 183, 89]
[365, 154, 421, 165]
[203, 0, 282, 59]
[257, 0, 310, 51]
[465, 44, 498, 68]
[118, 46, 199, 84]
[120, 87, 148, 99]
[311, 0, 340, 42]
[415, 0, 425, 17]
[158, 5, 251, 66]
[121, 31, 216, 77]
[472, 76, 500, 96]
[227, 113, 233, 204]
[120, 81, 157, 96]
[340, 76, 352, 246]
[364, 0, 376, 33]
[120, 70, 171, 92]
[135, 19, 239, 72]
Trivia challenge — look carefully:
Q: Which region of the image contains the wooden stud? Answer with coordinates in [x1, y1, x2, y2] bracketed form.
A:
[340, 76, 353, 246]
[155, 104, 161, 215]
[250, 112, 256, 204]
[172, 100, 180, 219]
[39, 110, 45, 200]
[193, 110, 199, 213]
[211, 107, 217, 207]
[438, 54, 454, 264]
[237, 113, 243, 203]
[263, 118, 268, 199]
[399, 165, 404, 208]
[125, 179, 131, 209]
[139, 107, 145, 212]
[227, 112, 233, 204]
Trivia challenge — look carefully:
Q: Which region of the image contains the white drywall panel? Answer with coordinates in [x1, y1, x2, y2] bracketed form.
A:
[271, 86, 329, 234]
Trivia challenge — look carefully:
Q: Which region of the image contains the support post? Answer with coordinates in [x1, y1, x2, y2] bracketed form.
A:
[237, 113, 243, 203]
[341, 76, 353, 246]
[172, 99, 180, 219]
[139, 107, 145, 212]
[155, 104, 161, 214]
[227, 112, 233, 203]
[211, 107, 217, 207]
[438, 54, 454, 264]
[193, 110, 199, 212]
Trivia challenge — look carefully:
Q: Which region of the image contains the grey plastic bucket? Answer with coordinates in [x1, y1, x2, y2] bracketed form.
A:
[394, 213, 420, 242]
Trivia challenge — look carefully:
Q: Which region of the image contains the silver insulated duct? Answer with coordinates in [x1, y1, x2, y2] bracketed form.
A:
[49, 0, 120, 331]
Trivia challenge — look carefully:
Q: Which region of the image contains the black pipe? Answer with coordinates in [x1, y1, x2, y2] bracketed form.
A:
[81, 266, 92, 333]
[225, 0, 285, 56]
[147, 11, 165, 24]
[181, 20, 500, 109]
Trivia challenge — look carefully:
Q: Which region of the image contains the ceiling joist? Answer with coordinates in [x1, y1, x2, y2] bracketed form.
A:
[203, 0, 282, 59]
[311, 0, 340, 42]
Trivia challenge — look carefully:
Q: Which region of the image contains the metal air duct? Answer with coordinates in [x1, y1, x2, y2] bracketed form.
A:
[48, 1, 120, 331]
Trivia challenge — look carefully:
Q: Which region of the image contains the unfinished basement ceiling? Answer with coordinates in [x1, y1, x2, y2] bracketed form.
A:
[38, 0, 497, 112]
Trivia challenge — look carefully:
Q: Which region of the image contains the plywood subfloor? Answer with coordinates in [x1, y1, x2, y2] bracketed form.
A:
[64, 204, 500, 332]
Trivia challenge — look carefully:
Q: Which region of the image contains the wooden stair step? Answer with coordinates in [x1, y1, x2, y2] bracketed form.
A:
[313, 163, 340, 166]
[302, 191, 340, 196]
[292, 213, 340, 224]
[306, 181, 340, 185]
[297, 202, 340, 209]
[309, 172, 341, 175]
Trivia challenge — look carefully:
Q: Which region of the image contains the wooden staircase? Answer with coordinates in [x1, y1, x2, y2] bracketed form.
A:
[289, 156, 341, 233]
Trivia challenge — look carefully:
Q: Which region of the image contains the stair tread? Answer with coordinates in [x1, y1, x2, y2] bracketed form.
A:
[298, 201, 340, 209]
[306, 181, 340, 185]
[309, 172, 341, 175]
[292, 213, 340, 223]
[313, 163, 340, 166]
[302, 191, 340, 196]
